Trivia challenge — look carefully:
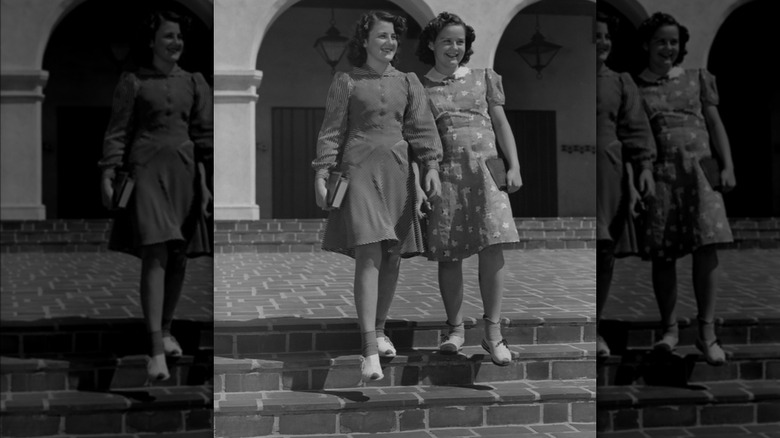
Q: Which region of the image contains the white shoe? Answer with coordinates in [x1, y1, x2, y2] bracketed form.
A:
[361, 354, 384, 382]
[597, 335, 611, 358]
[482, 338, 512, 366]
[163, 336, 183, 357]
[439, 334, 465, 354]
[377, 336, 396, 357]
[147, 353, 170, 382]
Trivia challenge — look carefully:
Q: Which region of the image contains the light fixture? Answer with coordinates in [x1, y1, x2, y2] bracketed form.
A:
[514, 15, 562, 79]
[313, 7, 348, 74]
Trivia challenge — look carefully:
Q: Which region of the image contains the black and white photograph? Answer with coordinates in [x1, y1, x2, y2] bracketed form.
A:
[1, 0, 214, 436]
[211, 0, 596, 437]
[596, 0, 780, 436]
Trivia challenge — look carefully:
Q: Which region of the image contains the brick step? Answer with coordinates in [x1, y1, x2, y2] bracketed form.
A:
[598, 317, 780, 352]
[215, 343, 595, 392]
[1, 353, 213, 392]
[0, 386, 212, 436]
[1, 318, 213, 358]
[215, 316, 595, 356]
[216, 423, 597, 438]
[597, 380, 780, 432]
[597, 423, 780, 438]
[598, 343, 780, 386]
[214, 379, 595, 437]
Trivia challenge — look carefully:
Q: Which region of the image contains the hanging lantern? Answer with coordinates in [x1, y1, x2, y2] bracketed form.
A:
[515, 15, 562, 79]
[313, 8, 348, 74]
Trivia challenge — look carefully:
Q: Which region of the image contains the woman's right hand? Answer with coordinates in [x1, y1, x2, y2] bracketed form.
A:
[416, 189, 429, 220]
[101, 177, 114, 210]
[314, 177, 329, 210]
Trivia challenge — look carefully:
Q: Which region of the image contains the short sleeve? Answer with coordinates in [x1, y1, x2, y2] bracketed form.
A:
[312, 72, 351, 179]
[98, 72, 137, 179]
[699, 69, 719, 106]
[485, 68, 506, 106]
[403, 73, 442, 171]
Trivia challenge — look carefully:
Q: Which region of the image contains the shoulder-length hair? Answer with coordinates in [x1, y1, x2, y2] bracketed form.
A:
[415, 12, 476, 66]
[130, 9, 192, 69]
[346, 10, 407, 67]
[637, 12, 690, 65]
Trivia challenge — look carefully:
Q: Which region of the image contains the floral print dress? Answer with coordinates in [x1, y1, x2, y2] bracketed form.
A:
[421, 67, 519, 261]
[635, 67, 733, 260]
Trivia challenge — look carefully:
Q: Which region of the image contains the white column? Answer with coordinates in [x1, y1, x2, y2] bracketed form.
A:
[1, 70, 48, 220]
[214, 69, 264, 220]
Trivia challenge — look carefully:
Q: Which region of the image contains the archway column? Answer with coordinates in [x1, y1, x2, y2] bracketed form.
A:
[1, 69, 49, 220]
[213, 69, 263, 220]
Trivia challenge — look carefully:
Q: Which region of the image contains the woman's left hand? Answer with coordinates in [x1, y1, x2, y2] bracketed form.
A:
[424, 169, 441, 199]
[506, 168, 523, 194]
[720, 167, 736, 193]
[201, 184, 213, 217]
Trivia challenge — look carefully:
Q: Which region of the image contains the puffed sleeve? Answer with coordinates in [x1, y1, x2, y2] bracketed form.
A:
[403, 73, 442, 171]
[485, 68, 506, 107]
[617, 73, 656, 171]
[312, 72, 350, 180]
[699, 69, 719, 106]
[189, 72, 213, 169]
[98, 72, 137, 179]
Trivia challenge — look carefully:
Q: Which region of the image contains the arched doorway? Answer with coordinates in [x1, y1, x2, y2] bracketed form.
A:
[41, 0, 212, 219]
[496, 0, 596, 217]
[708, 0, 779, 216]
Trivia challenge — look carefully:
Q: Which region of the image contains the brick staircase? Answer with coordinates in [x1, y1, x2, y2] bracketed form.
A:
[213, 316, 597, 437]
[596, 317, 780, 437]
[0, 318, 214, 437]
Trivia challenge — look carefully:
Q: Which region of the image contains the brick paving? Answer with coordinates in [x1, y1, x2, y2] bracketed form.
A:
[214, 249, 595, 323]
[0, 253, 213, 322]
[602, 249, 780, 322]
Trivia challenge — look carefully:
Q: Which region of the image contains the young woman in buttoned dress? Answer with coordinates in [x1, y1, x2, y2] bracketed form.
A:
[312, 10, 442, 382]
[99, 9, 212, 381]
[415, 12, 522, 366]
[595, 12, 656, 358]
[634, 12, 736, 365]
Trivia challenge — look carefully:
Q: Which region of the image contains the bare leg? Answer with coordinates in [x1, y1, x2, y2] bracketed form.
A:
[140, 243, 169, 380]
[692, 245, 725, 365]
[354, 242, 383, 381]
[652, 257, 679, 350]
[375, 249, 400, 356]
[438, 260, 464, 327]
[161, 241, 187, 356]
[597, 240, 615, 356]
[478, 245, 505, 330]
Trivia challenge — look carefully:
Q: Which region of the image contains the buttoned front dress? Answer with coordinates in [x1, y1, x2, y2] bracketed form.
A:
[421, 67, 519, 262]
[99, 65, 213, 257]
[635, 68, 733, 260]
[312, 65, 443, 258]
[596, 67, 656, 256]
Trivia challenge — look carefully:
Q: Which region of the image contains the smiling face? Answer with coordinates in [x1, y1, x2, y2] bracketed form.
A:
[429, 24, 466, 73]
[363, 20, 398, 68]
[150, 20, 183, 68]
[645, 24, 680, 73]
[595, 21, 611, 65]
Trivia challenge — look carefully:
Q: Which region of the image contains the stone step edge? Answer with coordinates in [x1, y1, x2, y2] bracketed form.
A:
[0, 317, 213, 330]
[215, 379, 595, 414]
[597, 381, 780, 410]
[1, 385, 213, 414]
[215, 315, 595, 332]
[598, 343, 780, 366]
[214, 343, 595, 373]
[597, 424, 780, 437]
[0, 354, 204, 373]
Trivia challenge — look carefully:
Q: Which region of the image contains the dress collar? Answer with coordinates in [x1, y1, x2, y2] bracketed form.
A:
[425, 65, 470, 83]
[357, 64, 399, 77]
[638, 65, 684, 82]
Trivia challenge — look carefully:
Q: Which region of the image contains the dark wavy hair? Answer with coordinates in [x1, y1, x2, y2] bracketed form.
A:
[416, 12, 476, 66]
[346, 11, 407, 67]
[131, 9, 192, 68]
[637, 12, 689, 66]
[596, 11, 619, 37]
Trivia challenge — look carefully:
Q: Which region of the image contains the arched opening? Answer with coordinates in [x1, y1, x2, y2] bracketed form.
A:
[496, 0, 596, 217]
[41, 0, 212, 219]
[708, 0, 779, 216]
[257, 0, 426, 219]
